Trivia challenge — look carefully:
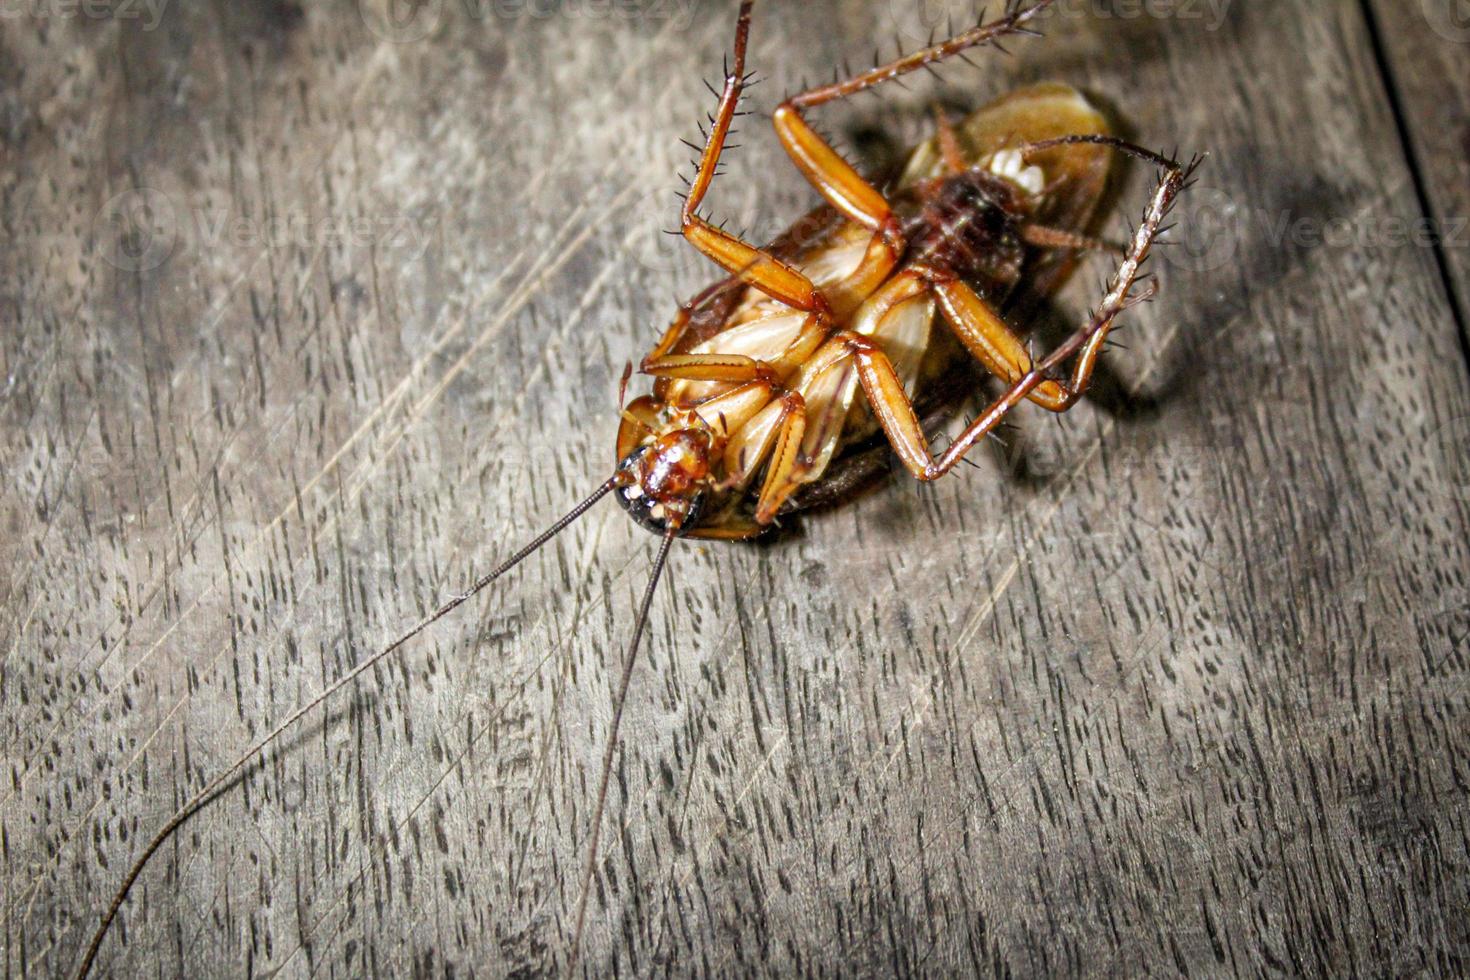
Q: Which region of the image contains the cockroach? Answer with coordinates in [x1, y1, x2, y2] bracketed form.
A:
[73, 0, 1199, 975]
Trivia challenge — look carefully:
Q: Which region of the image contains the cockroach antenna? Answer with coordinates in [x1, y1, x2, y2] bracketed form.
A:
[70, 479, 618, 980]
[567, 526, 679, 973]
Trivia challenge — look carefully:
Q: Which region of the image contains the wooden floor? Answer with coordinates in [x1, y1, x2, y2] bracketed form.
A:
[4, 1, 1468, 976]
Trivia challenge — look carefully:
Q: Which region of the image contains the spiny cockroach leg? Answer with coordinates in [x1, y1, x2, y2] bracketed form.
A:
[931, 276, 1080, 412]
[679, 0, 830, 316]
[846, 150, 1193, 480]
[1019, 132, 1186, 171]
[671, 0, 1064, 372]
[774, 0, 1058, 233]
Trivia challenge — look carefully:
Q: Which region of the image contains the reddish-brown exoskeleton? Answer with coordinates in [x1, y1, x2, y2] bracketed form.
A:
[612, 1, 1194, 543]
[73, 1, 1198, 975]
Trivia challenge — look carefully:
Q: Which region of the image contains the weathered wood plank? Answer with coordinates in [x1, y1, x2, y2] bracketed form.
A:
[2, 1, 1468, 976]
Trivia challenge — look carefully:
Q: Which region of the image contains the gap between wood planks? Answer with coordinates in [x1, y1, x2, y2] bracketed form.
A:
[1356, 0, 1470, 373]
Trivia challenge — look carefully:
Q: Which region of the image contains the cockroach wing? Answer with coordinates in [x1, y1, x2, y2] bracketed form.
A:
[899, 82, 1110, 227]
[899, 82, 1113, 298]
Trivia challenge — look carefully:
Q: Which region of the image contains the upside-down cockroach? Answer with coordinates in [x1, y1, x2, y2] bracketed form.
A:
[74, 0, 1199, 974]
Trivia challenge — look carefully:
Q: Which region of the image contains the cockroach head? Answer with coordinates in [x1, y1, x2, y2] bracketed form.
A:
[615, 428, 712, 536]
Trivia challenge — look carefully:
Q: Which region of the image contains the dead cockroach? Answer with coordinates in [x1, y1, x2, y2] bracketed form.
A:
[74, 0, 1199, 974]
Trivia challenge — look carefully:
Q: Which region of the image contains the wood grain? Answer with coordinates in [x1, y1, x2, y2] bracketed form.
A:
[3, 0, 1468, 976]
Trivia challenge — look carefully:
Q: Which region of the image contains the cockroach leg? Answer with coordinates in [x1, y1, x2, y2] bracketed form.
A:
[615, 394, 662, 462]
[682, 219, 827, 314]
[683, 520, 767, 541]
[641, 308, 828, 395]
[769, 102, 897, 247]
[1020, 223, 1124, 254]
[640, 352, 778, 384]
[680, 1, 831, 316]
[731, 327, 877, 519]
[1011, 133, 1204, 265]
[930, 276, 1076, 411]
[691, 380, 777, 438]
[646, 274, 741, 361]
[774, 0, 1059, 241]
[764, 0, 1060, 318]
[753, 391, 809, 522]
[785, 1, 1057, 114]
[844, 328, 1040, 481]
[933, 104, 968, 175]
[1018, 132, 1185, 171]
[720, 388, 801, 487]
[846, 149, 1195, 479]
